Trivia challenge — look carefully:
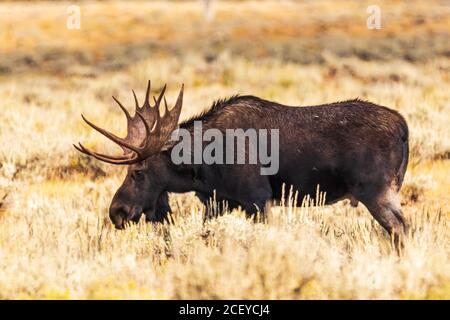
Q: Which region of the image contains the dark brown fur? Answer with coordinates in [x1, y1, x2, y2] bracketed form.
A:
[108, 95, 409, 243]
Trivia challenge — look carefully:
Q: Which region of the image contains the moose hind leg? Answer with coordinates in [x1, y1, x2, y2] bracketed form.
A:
[239, 188, 273, 222]
[362, 188, 408, 247]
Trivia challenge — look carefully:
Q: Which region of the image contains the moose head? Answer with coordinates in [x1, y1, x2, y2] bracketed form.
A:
[75, 81, 185, 229]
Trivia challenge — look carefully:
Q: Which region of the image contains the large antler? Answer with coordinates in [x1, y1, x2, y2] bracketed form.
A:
[74, 81, 184, 165]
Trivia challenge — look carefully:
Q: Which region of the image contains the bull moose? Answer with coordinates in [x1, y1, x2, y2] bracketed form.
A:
[75, 81, 409, 241]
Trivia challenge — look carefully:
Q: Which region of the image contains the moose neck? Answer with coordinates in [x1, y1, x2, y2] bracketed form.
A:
[163, 147, 213, 196]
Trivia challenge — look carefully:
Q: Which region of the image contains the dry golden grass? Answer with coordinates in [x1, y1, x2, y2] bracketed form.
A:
[0, 1, 449, 299]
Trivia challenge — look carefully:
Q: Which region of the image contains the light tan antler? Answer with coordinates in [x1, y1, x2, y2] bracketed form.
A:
[74, 81, 183, 165]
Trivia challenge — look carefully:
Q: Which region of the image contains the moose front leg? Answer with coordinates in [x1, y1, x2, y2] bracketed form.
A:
[146, 192, 171, 223]
[196, 192, 240, 220]
[239, 188, 273, 222]
[225, 171, 273, 222]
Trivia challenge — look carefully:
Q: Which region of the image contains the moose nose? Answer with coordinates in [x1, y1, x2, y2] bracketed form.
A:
[109, 204, 130, 229]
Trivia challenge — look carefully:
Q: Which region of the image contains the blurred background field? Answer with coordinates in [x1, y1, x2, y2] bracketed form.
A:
[1, 0, 450, 74]
[0, 0, 449, 299]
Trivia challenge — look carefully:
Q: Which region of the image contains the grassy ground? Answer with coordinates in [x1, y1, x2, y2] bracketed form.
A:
[0, 1, 449, 299]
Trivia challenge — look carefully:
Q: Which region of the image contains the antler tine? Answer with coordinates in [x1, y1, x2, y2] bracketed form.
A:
[170, 83, 184, 119]
[154, 84, 167, 108]
[112, 96, 131, 120]
[151, 83, 183, 138]
[74, 143, 136, 165]
[76, 143, 131, 160]
[132, 89, 139, 111]
[81, 114, 141, 154]
[135, 111, 152, 143]
[144, 80, 151, 108]
[163, 96, 169, 115]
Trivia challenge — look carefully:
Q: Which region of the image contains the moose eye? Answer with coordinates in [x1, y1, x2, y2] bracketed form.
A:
[132, 170, 145, 179]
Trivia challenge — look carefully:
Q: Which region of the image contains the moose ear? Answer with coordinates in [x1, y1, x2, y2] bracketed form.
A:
[161, 127, 181, 151]
[161, 139, 177, 152]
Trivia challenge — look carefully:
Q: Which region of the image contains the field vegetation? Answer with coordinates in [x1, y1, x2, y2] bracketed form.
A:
[0, 0, 448, 299]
